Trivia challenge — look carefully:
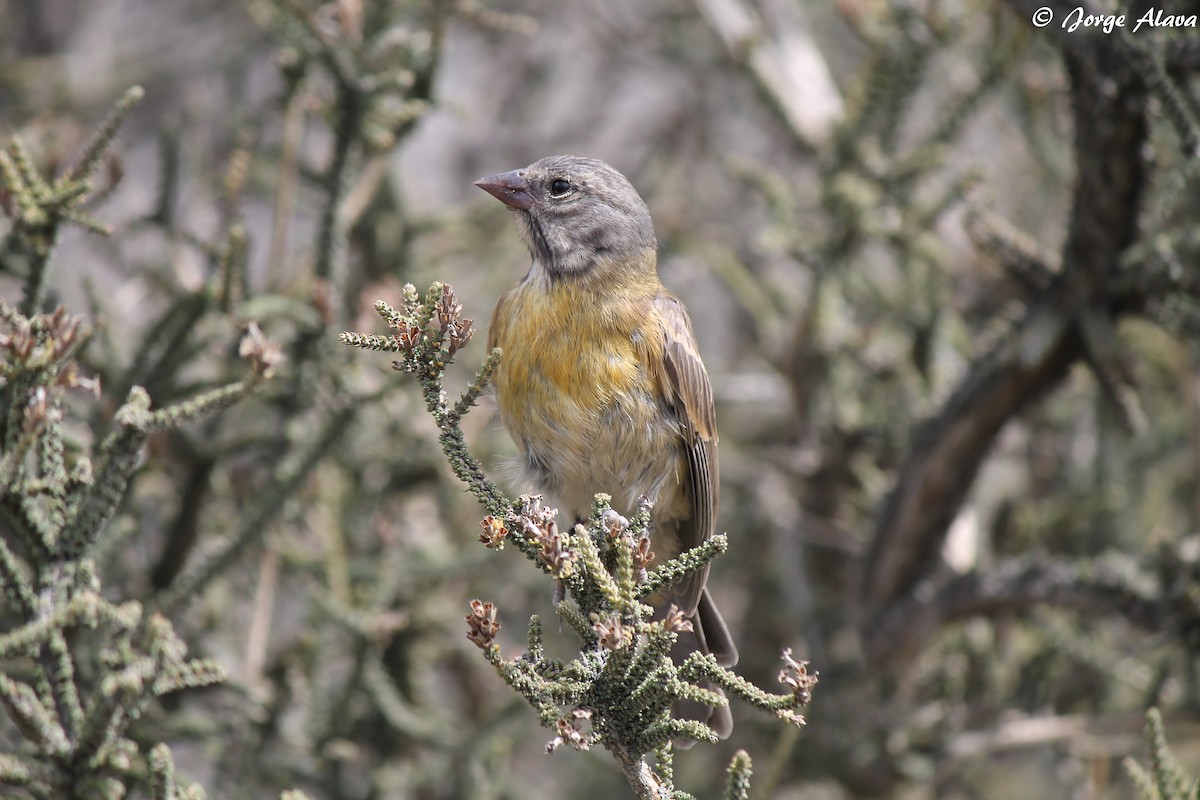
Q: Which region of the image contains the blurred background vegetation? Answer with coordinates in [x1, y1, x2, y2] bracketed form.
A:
[2, 0, 1200, 797]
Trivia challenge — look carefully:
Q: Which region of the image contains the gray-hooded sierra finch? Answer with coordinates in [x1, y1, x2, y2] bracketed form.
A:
[476, 155, 738, 738]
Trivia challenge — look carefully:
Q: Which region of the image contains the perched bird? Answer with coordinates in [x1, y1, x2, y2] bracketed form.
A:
[476, 155, 738, 738]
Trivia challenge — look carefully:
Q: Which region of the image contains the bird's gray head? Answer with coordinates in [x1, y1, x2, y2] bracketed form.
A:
[475, 155, 657, 278]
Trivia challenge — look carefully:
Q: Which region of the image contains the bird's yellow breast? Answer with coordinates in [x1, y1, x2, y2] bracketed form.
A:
[488, 274, 681, 517]
[492, 278, 661, 413]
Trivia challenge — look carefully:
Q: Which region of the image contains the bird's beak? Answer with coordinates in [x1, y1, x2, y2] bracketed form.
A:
[474, 169, 535, 210]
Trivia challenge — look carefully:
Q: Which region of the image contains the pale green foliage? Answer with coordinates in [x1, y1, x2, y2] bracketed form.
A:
[1125, 709, 1200, 800]
[0, 91, 269, 799]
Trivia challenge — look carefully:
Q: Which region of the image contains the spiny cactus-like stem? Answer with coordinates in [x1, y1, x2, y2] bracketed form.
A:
[63, 86, 145, 185]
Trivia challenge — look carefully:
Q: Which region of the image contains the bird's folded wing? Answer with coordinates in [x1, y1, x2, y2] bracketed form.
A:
[651, 291, 719, 614]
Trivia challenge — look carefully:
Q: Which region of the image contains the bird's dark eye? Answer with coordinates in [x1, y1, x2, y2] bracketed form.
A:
[549, 178, 572, 197]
